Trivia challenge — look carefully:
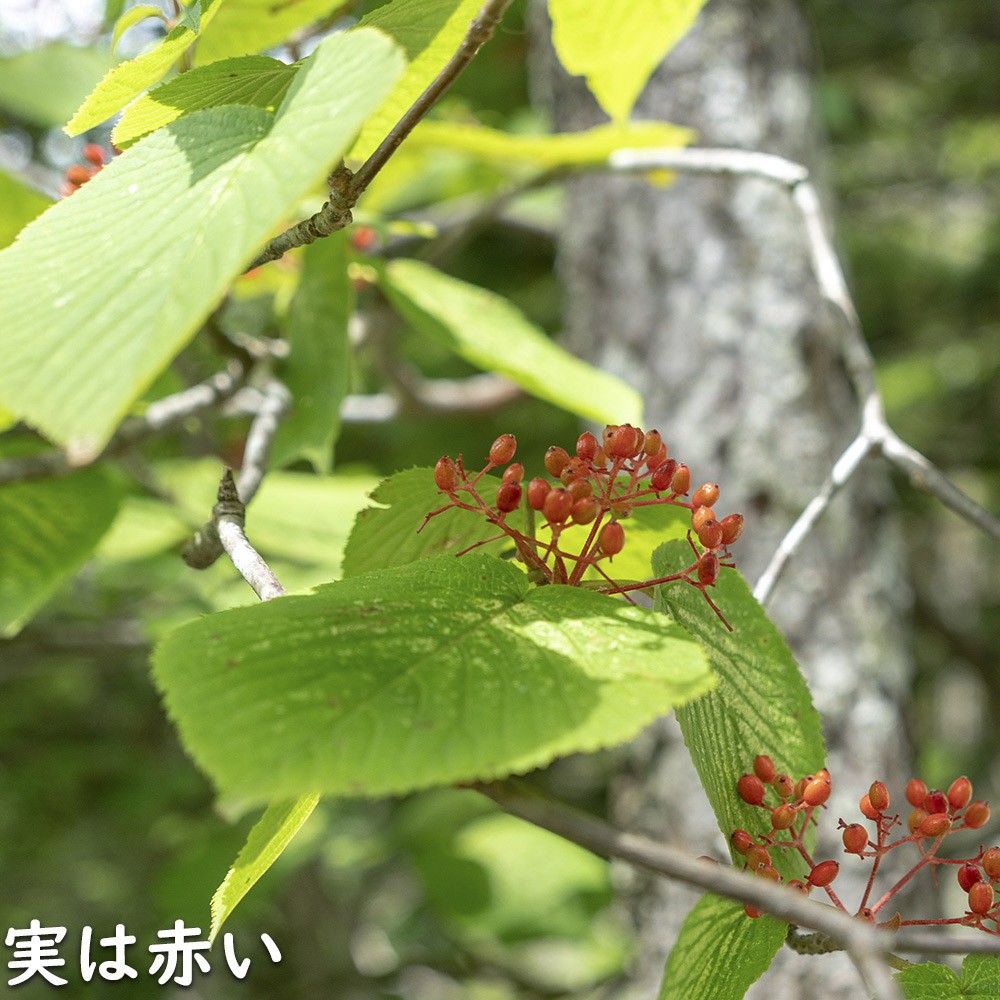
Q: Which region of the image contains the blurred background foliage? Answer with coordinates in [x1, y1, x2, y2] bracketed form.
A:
[0, 0, 998, 997]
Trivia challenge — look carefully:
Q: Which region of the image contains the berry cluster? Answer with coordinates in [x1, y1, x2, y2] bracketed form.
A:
[732, 756, 997, 931]
[61, 143, 108, 198]
[424, 427, 744, 627]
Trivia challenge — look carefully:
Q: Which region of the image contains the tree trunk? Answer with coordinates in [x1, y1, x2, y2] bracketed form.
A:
[531, 1, 916, 996]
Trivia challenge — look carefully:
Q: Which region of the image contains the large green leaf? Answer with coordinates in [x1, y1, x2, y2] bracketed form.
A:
[408, 119, 694, 166]
[549, 0, 707, 123]
[350, 0, 483, 161]
[897, 956, 1000, 999]
[0, 29, 404, 458]
[66, 0, 227, 135]
[659, 895, 785, 1000]
[112, 55, 298, 149]
[193, 0, 342, 65]
[0, 459, 122, 636]
[209, 793, 320, 942]
[0, 171, 50, 249]
[271, 234, 352, 473]
[153, 554, 714, 803]
[379, 259, 643, 426]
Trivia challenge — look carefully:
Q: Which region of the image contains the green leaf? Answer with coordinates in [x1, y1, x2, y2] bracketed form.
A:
[193, 0, 342, 65]
[409, 119, 694, 167]
[153, 554, 714, 802]
[549, 0, 708, 123]
[350, 0, 483, 161]
[0, 171, 51, 250]
[896, 955, 1000, 1000]
[653, 540, 824, 878]
[111, 4, 169, 55]
[271, 234, 352, 473]
[0, 29, 405, 457]
[659, 895, 785, 1000]
[0, 44, 111, 129]
[209, 793, 320, 943]
[66, 0, 227, 135]
[0, 458, 123, 636]
[112, 55, 297, 148]
[379, 259, 643, 426]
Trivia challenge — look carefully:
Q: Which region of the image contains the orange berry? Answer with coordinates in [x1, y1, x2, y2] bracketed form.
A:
[771, 803, 796, 830]
[744, 903, 763, 919]
[753, 755, 776, 783]
[526, 477, 549, 510]
[803, 777, 831, 806]
[697, 519, 724, 549]
[868, 781, 890, 813]
[670, 464, 691, 495]
[807, 860, 839, 887]
[969, 881, 994, 915]
[597, 521, 625, 556]
[948, 776, 973, 811]
[692, 483, 720, 508]
[544, 446, 570, 477]
[731, 829, 754, 855]
[568, 478, 593, 501]
[350, 224, 378, 252]
[842, 824, 868, 854]
[773, 775, 794, 799]
[757, 864, 781, 882]
[860, 794, 880, 821]
[489, 434, 516, 465]
[737, 774, 766, 806]
[502, 462, 524, 484]
[542, 487, 573, 524]
[691, 506, 716, 533]
[745, 844, 771, 870]
[787, 880, 809, 895]
[608, 424, 640, 458]
[965, 801, 991, 829]
[719, 513, 745, 545]
[571, 497, 599, 525]
[82, 142, 106, 166]
[642, 429, 662, 456]
[65, 163, 91, 185]
[908, 808, 929, 833]
[576, 432, 598, 461]
[983, 848, 1000, 879]
[905, 779, 928, 808]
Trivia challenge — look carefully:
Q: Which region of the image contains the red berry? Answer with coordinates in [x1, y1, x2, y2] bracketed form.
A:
[983, 848, 1000, 879]
[691, 483, 720, 508]
[731, 829, 754, 855]
[650, 460, 678, 493]
[868, 781, 890, 813]
[576, 432, 598, 461]
[489, 433, 516, 465]
[744, 903, 763, 919]
[771, 803, 796, 830]
[842, 823, 868, 854]
[542, 487, 573, 524]
[645, 443, 668, 471]
[608, 424, 641, 458]
[908, 808, 928, 833]
[571, 497, 599, 525]
[745, 844, 771, 870]
[568, 478, 593, 501]
[807, 860, 839, 887]
[958, 863, 983, 892]
[434, 456, 457, 491]
[602, 425, 617, 447]
[544, 446, 570, 477]
[495, 482, 521, 513]
[918, 812, 951, 838]
[860, 794, 880, 821]
[697, 519, 724, 549]
[905, 779, 928, 808]
[691, 506, 716, 533]
[597, 521, 625, 556]
[719, 513, 745, 545]
[350, 224, 378, 252]
[502, 462, 524, 485]
[753, 755, 776, 783]
[670, 464, 691, 495]
[737, 774, 766, 806]
[773, 775, 794, 799]
[697, 551, 720, 586]
[965, 801, 991, 829]
[65, 163, 91, 185]
[526, 477, 549, 510]
[82, 142, 106, 166]
[948, 776, 973, 811]
[803, 777, 831, 807]
[969, 881, 994, 915]
[643, 429, 662, 456]
[924, 789, 948, 815]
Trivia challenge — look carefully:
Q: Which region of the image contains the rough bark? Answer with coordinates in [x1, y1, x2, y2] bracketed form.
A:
[531, 1, 916, 996]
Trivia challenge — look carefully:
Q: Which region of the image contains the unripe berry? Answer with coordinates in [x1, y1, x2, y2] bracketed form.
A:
[969, 881, 994, 915]
[868, 781, 890, 813]
[670, 464, 691, 495]
[771, 803, 796, 830]
[502, 462, 524, 485]
[731, 829, 754, 855]
[948, 776, 973, 811]
[905, 779, 928, 808]
[745, 844, 771, 870]
[542, 487, 573, 524]
[598, 521, 625, 556]
[691, 506, 716, 533]
[568, 478, 593, 501]
[650, 459, 678, 493]
[842, 824, 868, 854]
[924, 789, 948, 815]
[697, 551, 720, 586]
[697, 519, 724, 550]
[576, 432, 598, 461]
[773, 775, 794, 799]
[608, 424, 641, 458]
[692, 483, 720, 508]
[860, 794, 880, 821]
[719, 513, 745, 545]
[918, 812, 951, 838]
[489, 434, 516, 465]
[434, 456, 457, 491]
[803, 777, 831, 807]
[908, 808, 928, 833]
[753, 755, 776, 783]
[983, 848, 1000, 879]
[964, 801, 991, 829]
[958, 863, 983, 892]
[495, 482, 521, 513]
[737, 774, 766, 806]
[526, 477, 549, 510]
[807, 860, 839, 887]
[571, 497, 599, 525]
[544, 446, 570, 477]
[643, 429, 662, 456]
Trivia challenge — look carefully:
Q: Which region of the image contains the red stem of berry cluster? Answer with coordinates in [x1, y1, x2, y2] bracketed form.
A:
[734, 760, 999, 932]
[421, 427, 745, 627]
